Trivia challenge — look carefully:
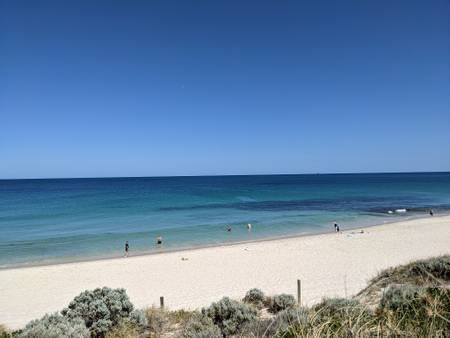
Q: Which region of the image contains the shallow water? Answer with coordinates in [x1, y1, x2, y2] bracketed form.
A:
[1, 172, 449, 267]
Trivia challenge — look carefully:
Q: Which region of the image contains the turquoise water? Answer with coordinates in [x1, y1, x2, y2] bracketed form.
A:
[1, 173, 450, 268]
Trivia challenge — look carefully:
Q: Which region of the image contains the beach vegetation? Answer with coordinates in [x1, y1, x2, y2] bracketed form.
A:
[267, 294, 296, 313]
[12, 255, 450, 338]
[0, 325, 10, 338]
[145, 307, 169, 336]
[202, 297, 257, 336]
[61, 287, 134, 337]
[243, 288, 266, 308]
[104, 321, 139, 338]
[179, 313, 221, 338]
[17, 313, 89, 338]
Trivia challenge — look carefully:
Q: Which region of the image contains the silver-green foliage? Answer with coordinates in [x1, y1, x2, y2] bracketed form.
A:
[179, 314, 221, 338]
[61, 287, 134, 337]
[243, 288, 266, 308]
[202, 297, 257, 337]
[18, 313, 89, 338]
[268, 294, 296, 313]
[238, 307, 309, 338]
[126, 309, 147, 331]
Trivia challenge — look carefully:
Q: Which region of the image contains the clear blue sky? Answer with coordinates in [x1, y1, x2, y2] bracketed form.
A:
[1, 0, 449, 179]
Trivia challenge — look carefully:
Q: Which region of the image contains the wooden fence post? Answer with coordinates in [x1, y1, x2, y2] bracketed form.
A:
[160, 296, 164, 309]
[297, 279, 302, 306]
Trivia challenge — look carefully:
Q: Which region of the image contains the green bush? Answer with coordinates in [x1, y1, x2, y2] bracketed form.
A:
[61, 287, 134, 337]
[127, 309, 147, 331]
[202, 297, 257, 336]
[18, 313, 89, 338]
[243, 288, 265, 308]
[268, 294, 296, 313]
[180, 314, 221, 338]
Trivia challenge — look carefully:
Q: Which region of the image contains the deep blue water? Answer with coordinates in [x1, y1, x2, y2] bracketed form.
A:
[1, 173, 450, 267]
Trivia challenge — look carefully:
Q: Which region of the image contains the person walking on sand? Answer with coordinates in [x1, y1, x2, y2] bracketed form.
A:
[124, 241, 129, 257]
[156, 236, 163, 245]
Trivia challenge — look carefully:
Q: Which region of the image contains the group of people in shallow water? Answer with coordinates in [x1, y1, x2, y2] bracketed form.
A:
[226, 223, 252, 232]
[124, 235, 164, 257]
[124, 223, 253, 257]
[124, 209, 437, 257]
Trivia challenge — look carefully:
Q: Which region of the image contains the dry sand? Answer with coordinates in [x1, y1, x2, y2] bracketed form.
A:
[1, 215, 449, 330]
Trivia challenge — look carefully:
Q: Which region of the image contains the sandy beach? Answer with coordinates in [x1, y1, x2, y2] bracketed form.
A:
[1, 215, 449, 330]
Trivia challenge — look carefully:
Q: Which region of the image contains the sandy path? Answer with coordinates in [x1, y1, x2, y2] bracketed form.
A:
[0, 215, 449, 330]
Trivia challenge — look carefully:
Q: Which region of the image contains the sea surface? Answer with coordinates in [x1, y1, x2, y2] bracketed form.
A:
[1, 173, 450, 268]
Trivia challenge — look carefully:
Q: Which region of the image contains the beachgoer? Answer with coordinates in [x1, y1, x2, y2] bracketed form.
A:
[227, 226, 232, 232]
[247, 223, 252, 231]
[430, 209, 434, 216]
[336, 225, 340, 233]
[124, 241, 129, 257]
[156, 236, 163, 245]
[334, 222, 338, 232]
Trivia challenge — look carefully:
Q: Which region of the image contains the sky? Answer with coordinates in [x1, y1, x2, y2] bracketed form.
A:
[1, 0, 449, 179]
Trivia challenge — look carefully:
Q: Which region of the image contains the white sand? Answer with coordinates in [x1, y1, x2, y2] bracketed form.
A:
[1, 215, 449, 330]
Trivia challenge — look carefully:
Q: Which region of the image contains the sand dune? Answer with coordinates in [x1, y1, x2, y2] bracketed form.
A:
[1, 215, 449, 330]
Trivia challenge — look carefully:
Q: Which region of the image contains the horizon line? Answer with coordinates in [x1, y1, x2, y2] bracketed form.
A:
[1, 170, 449, 181]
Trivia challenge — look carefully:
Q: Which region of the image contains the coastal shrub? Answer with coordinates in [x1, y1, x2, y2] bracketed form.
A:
[202, 297, 257, 336]
[18, 313, 89, 338]
[243, 288, 266, 308]
[127, 309, 147, 331]
[61, 287, 134, 337]
[179, 314, 221, 338]
[268, 294, 296, 313]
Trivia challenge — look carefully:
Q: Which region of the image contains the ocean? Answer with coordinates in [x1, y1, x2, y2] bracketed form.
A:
[1, 172, 449, 268]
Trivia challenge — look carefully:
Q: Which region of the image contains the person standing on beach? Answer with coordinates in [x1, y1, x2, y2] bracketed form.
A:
[156, 236, 163, 245]
[124, 241, 129, 257]
[334, 222, 340, 233]
[430, 209, 434, 216]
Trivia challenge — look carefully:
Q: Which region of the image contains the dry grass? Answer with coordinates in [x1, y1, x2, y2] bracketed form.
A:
[0, 325, 10, 338]
[105, 322, 140, 338]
